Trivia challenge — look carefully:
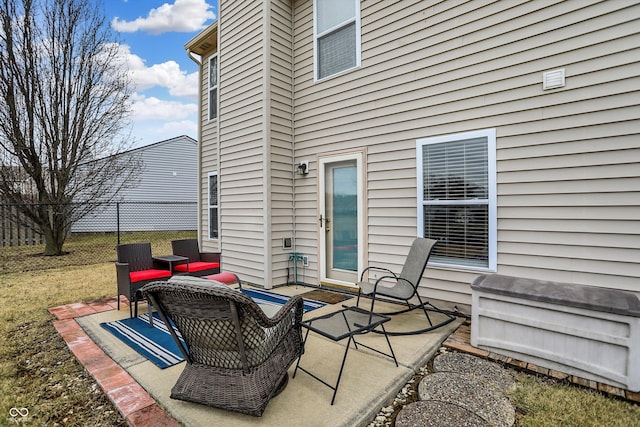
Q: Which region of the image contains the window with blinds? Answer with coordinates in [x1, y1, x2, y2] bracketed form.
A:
[314, 0, 360, 80]
[416, 130, 497, 270]
[208, 172, 218, 239]
[208, 55, 218, 120]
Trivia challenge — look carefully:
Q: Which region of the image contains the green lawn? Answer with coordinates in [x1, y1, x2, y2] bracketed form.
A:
[1, 230, 196, 274]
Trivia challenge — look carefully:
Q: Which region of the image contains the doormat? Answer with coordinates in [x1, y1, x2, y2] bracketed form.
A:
[298, 289, 353, 305]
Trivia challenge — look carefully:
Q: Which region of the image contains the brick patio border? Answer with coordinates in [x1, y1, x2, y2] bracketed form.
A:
[49, 298, 180, 427]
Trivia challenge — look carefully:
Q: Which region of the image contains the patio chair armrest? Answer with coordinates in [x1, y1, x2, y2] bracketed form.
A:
[256, 295, 304, 327]
[370, 274, 406, 290]
[115, 262, 130, 276]
[200, 252, 221, 263]
[115, 262, 132, 296]
[361, 266, 397, 281]
[395, 277, 415, 287]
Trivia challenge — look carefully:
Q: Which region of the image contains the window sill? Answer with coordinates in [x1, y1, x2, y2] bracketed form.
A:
[314, 65, 361, 83]
[428, 262, 497, 275]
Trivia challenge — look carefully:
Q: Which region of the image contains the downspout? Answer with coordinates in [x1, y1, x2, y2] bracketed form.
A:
[187, 49, 200, 66]
[290, 7, 297, 263]
[186, 49, 203, 248]
[263, 0, 273, 288]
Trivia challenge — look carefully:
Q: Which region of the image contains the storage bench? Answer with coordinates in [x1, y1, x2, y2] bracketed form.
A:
[471, 274, 640, 392]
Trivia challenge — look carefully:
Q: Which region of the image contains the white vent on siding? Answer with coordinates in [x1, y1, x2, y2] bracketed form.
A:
[543, 68, 565, 90]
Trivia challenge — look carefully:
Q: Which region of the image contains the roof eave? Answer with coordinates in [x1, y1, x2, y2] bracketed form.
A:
[184, 21, 218, 57]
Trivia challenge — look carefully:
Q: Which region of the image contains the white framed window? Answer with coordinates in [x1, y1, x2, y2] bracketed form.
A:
[208, 172, 218, 239]
[416, 129, 497, 271]
[313, 0, 361, 81]
[208, 55, 218, 120]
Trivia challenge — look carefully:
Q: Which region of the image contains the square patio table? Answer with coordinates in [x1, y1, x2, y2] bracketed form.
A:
[146, 255, 188, 326]
[152, 255, 188, 273]
[293, 306, 398, 404]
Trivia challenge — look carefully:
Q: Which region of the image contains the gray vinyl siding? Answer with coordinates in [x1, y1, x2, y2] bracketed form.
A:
[218, 0, 269, 285]
[289, 0, 640, 306]
[72, 136, 198, 232]
[194, 0, 639, 304]
[269, 0, 295, 285]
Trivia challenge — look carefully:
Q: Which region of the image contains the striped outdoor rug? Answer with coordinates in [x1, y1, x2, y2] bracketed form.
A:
[101, 313, 185, 369]
[241, 288, 326, 312]
[101, 290, 325, 369]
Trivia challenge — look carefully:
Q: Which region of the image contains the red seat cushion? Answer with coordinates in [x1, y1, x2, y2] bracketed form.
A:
[204, 272, 239, 285]
[173, 261, 220, 273]
[129, 269, 172, 282]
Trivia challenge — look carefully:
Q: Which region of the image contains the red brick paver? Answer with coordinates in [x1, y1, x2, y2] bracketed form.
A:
[49, 299, 179, 426]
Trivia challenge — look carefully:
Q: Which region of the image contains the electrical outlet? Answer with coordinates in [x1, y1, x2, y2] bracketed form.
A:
[302, 256, 309, 267]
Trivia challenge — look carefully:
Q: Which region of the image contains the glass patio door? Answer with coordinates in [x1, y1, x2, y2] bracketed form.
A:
[319, 153, 363, 287]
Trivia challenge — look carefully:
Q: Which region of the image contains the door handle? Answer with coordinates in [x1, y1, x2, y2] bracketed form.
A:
[319, 215, 331, 231]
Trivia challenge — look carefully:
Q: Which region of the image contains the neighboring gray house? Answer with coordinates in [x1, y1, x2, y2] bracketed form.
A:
[185, 1, 639, 311]
[72, 135, 198, 233]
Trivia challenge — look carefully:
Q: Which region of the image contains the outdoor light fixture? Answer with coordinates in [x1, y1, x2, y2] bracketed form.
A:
[297, 160, 309, 175]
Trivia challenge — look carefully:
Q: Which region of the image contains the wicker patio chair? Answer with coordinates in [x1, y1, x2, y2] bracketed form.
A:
[142, 276, 304, 416]
[355, 238, 456, 335]
[171, 238, 221, 276]
[115, 242, 172, 318]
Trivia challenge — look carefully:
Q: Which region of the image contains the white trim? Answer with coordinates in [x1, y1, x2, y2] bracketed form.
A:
[207, 171, 219, 240]
[318, 152, 364, 288]
[416, 128, 497, 272]
[207, 54, 218, 121]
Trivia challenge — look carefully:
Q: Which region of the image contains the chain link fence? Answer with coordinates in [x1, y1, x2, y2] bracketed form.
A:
[1, 201, 197, 275]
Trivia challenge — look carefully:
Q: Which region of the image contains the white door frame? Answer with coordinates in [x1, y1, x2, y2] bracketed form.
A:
[318, 151, 365, 288]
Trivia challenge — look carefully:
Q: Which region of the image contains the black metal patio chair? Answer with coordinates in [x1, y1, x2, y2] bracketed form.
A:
[355, 238, 456, 335]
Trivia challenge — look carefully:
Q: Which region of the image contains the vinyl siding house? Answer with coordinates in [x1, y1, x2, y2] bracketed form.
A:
[72, 135, 198, 233]
[185, 0, 640, 312]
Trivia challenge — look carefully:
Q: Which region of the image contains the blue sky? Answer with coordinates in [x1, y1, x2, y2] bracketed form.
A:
[101, 0, 217, 147]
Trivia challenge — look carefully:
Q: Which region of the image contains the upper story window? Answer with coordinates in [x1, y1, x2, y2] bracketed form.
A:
[314, 0, 361, 81]
[208, 55, 218, 120]
[416, 129, 497, 271]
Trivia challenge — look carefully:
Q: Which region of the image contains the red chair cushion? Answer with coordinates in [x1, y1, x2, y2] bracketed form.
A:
[204, 272, 239, 285]
[129, 269, 172, 282]
[173, 261, 220, 273]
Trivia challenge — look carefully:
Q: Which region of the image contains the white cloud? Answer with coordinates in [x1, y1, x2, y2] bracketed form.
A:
[127, 119, 197, 147]
[125, 97, 198, 147]
[115, 44, 198, 99]
[112, 0, 216, 34]
[158, 120, 198, 136]
[130, 93, 198, 121]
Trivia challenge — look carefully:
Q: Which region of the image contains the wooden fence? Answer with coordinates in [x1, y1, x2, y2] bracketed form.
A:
[0, 204, 44, 247]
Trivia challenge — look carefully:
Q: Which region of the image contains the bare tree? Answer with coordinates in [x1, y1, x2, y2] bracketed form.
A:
[0, 0, 139, 255]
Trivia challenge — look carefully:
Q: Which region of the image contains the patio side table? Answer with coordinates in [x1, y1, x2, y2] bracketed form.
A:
[152, 255, 188, 274]
[147, 255, 187, 326]
[293, 306, 398, 404]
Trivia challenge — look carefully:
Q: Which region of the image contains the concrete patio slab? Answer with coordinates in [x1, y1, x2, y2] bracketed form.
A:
[61, 285, 463, 426]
